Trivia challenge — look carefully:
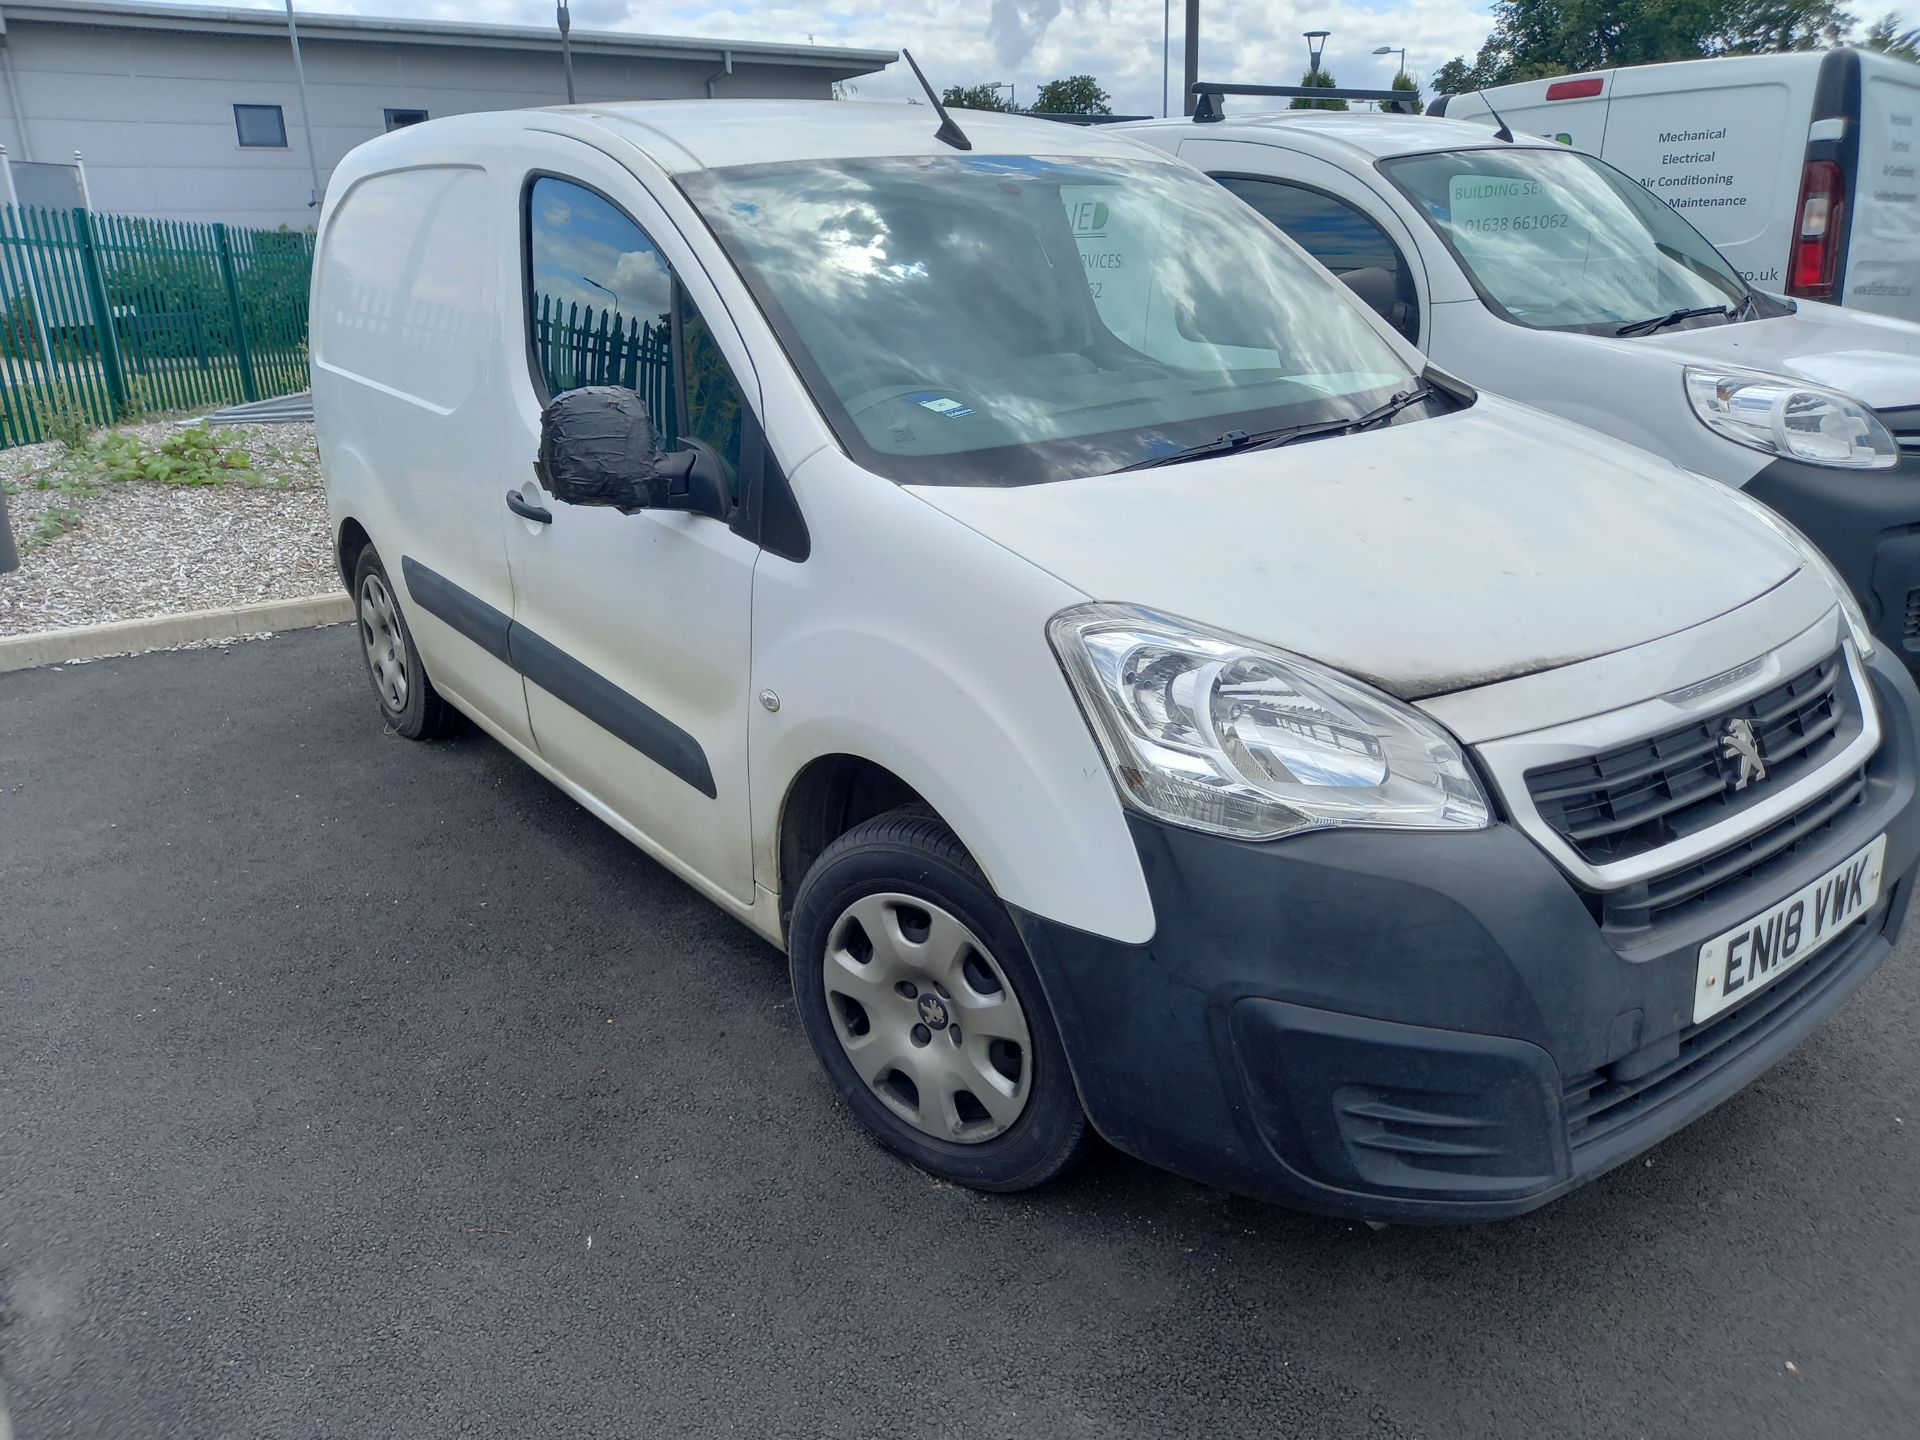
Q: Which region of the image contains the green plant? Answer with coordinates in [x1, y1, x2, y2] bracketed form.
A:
[93, 425, 260, 486]
[24, 504, 81, 551]
[118, 376, 158, 423]
[40, 382, 97, 451]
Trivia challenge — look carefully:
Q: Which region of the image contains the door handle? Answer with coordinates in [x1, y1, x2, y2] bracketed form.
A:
[506, 488, 552, 524]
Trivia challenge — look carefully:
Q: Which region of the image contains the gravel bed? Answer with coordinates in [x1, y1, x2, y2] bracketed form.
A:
[0, 420, 336, 638]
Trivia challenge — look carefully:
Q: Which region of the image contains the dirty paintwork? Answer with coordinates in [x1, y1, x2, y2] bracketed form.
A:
[909, 396, 1802, 699]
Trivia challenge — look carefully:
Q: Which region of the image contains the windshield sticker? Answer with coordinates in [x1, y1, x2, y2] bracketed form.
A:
[1446, 172, 1661, 302]
[905, 391, 976, 418]
[1448, 176, 1575, 238]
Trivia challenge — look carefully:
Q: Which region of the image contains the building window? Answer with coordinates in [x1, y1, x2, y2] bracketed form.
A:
[233, 104, 287, 148]
[384, 108, 429, 131]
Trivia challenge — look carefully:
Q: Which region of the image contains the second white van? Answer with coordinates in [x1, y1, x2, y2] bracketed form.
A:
[1431, 47, 1920, 323]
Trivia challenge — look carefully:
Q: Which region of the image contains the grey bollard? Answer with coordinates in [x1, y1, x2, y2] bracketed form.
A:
[0, 487, 17, 574]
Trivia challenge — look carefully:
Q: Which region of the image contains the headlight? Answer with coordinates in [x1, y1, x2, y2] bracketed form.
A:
[1048, 603, 1491, 841]
[1713, 484, 1877, 659]
[1685, 367, 1897, 469]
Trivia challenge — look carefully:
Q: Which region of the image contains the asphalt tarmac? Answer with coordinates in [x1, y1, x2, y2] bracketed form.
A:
[2, 628, 1914, 1438]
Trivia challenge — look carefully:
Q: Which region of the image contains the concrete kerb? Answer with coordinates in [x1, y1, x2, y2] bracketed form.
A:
[0, 592, 353, 673]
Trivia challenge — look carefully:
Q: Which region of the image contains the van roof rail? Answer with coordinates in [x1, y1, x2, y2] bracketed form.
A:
[1028, 112, 1155, 125]
[1190, 81, 1417, 123]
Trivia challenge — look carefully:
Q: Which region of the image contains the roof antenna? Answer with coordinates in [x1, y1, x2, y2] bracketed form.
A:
[1478, 90, 1515, 142]
[901, 49, 972, 151]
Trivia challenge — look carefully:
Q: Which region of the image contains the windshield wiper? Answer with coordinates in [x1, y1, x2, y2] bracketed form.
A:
[1114, 384, 1438, 473]
[1250, 383, 1437, 451]
[1616, 304, 1733, 337]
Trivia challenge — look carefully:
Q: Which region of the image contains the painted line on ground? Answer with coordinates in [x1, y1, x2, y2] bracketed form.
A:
[0, 592, 353, 673]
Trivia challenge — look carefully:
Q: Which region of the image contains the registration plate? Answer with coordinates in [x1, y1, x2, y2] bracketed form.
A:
[1692, 834, 1885, 1024]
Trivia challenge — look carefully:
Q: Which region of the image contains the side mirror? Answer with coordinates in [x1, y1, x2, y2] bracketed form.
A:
[535, 386, 726, 519]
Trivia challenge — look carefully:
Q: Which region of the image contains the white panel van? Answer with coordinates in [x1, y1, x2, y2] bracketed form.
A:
[313, 99, 1920, 1223]
[1431, 48, 1920, 323]
[1122, 99, 1920, 678]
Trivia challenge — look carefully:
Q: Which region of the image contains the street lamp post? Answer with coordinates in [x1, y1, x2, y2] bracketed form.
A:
[557, 0, 577, 104]
[283, 0, 323, 208]
[1303, 29, 1330, 77]
[1373, 45, 1406, 112]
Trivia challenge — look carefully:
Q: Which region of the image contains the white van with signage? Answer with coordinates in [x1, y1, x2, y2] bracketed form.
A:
[1430, 48, 1920, 324]
[315, 97, 1920, 1223]
[1122, 96, 1920, 674]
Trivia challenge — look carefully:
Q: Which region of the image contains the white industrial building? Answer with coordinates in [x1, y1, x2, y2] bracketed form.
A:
[0, 0, 895, 228]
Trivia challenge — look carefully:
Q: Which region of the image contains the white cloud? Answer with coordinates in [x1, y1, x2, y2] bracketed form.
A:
[172, 1, 1920, 117]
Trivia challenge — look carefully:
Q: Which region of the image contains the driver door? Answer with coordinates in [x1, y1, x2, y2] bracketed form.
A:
[502, 154, 759, 905]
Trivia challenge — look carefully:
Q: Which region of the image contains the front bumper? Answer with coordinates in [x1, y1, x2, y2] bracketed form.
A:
[1014, 648, 1920, 1224]
[1746, 451, 1920, 677]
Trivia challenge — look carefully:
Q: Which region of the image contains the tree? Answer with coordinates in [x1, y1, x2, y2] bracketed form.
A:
[1390, 70, 1425, 114]
[940, 83, 1018, 112]
[1289, 67, 1349, 110]
[1706, 0, 1855, 52]
[1860, 10, 1919, 56]
[1431, 0, 1857, 92]
[1431, 56, 1480, 94]
[1032, 75, 1111, 115]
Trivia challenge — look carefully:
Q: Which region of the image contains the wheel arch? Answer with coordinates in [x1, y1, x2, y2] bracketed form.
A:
[776, 752, 931, 938]
[336, 515, 374, 591]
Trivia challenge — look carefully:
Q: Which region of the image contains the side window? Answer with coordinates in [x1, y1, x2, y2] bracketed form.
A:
[678, 287, 743, 480]
[1215, 175, 1421, 343]
[525, 175, 751, 495]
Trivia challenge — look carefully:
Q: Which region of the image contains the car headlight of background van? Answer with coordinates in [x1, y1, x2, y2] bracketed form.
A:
[1684, 367, 1898, 470]
[1049, 603, 1490, 842]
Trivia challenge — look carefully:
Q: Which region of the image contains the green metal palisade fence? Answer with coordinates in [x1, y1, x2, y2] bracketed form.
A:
[0, 204, 313, 447]
[531, 292, 677, 441]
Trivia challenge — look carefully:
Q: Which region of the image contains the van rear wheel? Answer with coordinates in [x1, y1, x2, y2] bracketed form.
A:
[352, 546, 452, 740]
[788, 809, 1092, 1192]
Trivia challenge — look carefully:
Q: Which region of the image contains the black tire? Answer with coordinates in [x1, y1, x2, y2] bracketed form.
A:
[351, 545, 453, 740]
[789, 809, 1092, 1192]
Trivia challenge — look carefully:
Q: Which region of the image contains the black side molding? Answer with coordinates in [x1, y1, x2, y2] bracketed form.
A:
[507, 625, 716, 797]
[399, 557, 717, 799]
[403, 556, 512, 663]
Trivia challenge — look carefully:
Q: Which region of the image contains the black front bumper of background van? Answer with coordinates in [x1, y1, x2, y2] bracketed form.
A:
[1746, 450, 1920, 678]
[1013, 649, 1920, 1224]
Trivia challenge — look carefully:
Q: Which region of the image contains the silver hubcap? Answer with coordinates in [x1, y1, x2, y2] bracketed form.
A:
[359, 573, 408, 713]
[822, 892, 1032, 1144]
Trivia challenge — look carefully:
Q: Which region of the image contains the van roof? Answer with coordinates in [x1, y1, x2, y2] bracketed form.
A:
[531, 99, 1157, 173]
[1117, 109, 1562, 161]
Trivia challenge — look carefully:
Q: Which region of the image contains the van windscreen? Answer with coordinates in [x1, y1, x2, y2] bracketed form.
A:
[1382, 148, 1752, 334]
[680, 154, 1421, 486]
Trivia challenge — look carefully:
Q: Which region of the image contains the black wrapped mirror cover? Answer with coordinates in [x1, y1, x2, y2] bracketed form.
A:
[536, 386, 664, 510]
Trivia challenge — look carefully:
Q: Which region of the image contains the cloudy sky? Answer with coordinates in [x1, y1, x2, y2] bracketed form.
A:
[183, 1, 1920, 116]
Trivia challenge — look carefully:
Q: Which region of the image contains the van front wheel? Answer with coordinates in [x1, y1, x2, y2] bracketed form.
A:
[352, 546, 451, 740]
[789, 810, 1092, 1192]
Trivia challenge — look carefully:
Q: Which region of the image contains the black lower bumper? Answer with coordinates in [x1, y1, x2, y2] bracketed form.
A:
[1746, 452, 1920, 676]
[1015, 649, 1920, 1223]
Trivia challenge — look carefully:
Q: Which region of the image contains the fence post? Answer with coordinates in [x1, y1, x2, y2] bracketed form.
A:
[72, 207, 128, 417]
[213, 221, 258, 403]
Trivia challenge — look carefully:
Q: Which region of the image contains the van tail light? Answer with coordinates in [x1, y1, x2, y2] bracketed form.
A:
[1789, 159, 1844, 297]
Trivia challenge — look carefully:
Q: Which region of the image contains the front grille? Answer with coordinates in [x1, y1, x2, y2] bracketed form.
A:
[1525, 651, 1855, 868]
[1562, 891, 1887, 1153]
[1905, 587, 1920, 646]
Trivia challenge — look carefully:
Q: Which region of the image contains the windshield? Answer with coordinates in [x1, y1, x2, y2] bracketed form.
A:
[1381, 147, 1753, 333]
[680, 154, 1422, 486]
